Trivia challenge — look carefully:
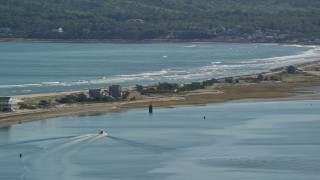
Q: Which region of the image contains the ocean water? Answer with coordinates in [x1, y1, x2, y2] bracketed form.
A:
[0, 100, 319, 179]
[1, 42, 320, 95]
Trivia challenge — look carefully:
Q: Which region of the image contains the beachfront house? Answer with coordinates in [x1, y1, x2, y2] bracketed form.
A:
[109, 85, 123, 97]
[257, 73, 282, 81]
[286, 65, 298, 74]
[0, 97, 17, 111]
[225, 77, 238, 83]
[89, 89, 107, 99]
[257, 73, 269, 81]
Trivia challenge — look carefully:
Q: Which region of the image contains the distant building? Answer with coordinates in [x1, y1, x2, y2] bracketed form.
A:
[286, 65, 297, 74]
[257, 73, 268, 81]
[109, 85, 123, 97]
[89, 89, 107, 99]
[0, 97, 17, 111]
[225, 77, 238, 83]
[257, 73, 282, 81]
[52, 27, 63, 33]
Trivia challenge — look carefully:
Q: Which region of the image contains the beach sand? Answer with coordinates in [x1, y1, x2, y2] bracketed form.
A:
[1, 61, 320, 127]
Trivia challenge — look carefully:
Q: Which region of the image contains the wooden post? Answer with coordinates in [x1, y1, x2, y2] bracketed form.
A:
[149, 102, 153, 113]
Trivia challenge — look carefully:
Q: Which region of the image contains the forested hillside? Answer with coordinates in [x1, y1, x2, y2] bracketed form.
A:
[1, 0, 320, 42]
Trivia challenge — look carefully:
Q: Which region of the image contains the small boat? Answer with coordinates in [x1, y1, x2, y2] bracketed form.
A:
[99, 130, 107, 135]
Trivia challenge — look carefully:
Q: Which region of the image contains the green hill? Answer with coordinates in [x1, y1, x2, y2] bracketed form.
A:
[1, 0, 320, 42]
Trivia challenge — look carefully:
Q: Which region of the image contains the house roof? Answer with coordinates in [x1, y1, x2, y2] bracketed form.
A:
[0, 97, 11, 102]
[109, 85, 122, 89]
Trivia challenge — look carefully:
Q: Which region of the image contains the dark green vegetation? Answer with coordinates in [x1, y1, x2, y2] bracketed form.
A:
[56, 93, 117, 104]
[18, 91, 130, 109]
[136, 79, 218, 95]
[1, 0, 320, 42]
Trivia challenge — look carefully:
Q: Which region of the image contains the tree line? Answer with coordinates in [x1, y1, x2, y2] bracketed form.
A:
[1, 0, 320, 41]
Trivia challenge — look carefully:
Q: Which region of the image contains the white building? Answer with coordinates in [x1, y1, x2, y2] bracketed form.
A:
[52, 27, 63, 33]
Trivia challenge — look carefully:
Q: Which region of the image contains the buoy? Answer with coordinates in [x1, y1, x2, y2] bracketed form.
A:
[204, 116, 206, 119]
[19, 154, 22, 158]
[149, 102, 153, 113]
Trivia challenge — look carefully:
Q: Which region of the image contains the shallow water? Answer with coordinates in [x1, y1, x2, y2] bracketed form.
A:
[1, 42, 320, 95]
[0, 100, 319, 179]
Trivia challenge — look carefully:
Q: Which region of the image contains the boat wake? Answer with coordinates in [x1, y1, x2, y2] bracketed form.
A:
[18, 132, 108, 179]
[43, 133, 107, 151]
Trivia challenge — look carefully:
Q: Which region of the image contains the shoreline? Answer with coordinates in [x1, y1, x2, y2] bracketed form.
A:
[1, 91, 320, 128]
[1, 37, 320, 45]
[1, 59, 320, 128]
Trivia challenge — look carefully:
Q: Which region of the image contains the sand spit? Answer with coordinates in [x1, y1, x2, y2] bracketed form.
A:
[1, 61, 320, 127]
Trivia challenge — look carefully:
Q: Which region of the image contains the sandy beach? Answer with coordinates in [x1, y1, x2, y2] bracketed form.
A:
[1, 60, 320, 127]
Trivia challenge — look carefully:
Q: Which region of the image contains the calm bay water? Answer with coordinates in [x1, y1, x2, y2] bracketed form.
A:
[0, 100, 319, 179]
[1, 42, 320, 95]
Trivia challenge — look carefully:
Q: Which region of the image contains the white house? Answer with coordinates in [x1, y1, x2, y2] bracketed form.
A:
[52, 27, 63, 33]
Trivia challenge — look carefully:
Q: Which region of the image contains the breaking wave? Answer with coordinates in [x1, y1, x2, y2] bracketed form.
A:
[2, 45, 320, 92]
